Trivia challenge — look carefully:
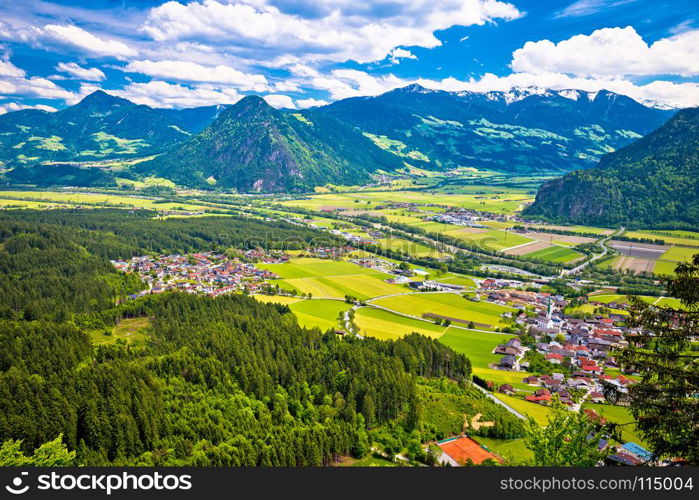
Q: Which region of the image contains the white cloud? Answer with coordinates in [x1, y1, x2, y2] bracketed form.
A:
[24, 24, 137, 59]
[512, 26, 699, 77]
[263, 94, 295, 109]
[273, 80, 300, 92]
[55, 61, 106, 81]
[0, 101, 57, 115]
[124, 59, 269, 91]
[296, 98, 329, 108]
[388, 48, 417, 64]
[109, 80, 243, 108]
[141, 0, 521, 64]
[554, 0, 636, 19]
[0, 58, 26, 78]
[0, 55, 76, 101]
[309, 68, 407, 100]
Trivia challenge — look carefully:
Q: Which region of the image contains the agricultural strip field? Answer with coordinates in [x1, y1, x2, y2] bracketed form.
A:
[598, 255, 655, 274]
[609, 241, 668, 259]
[659, 246, 699, 262]
[523, 245, 585, 263]
[445, 229, 534, 251]
[353, 307, 448, 340]
[523, 232, 597, 245]
[623, 229, 699, 247]
[255, 258, 378, 279]
[252, 295, 302, 305]
[274, 274, 406, 301]
[281, 190, 534, 215]
[0, 190, 212, 212]
[371, 293, 515, 328]
[503, 240, 551, 256]
[653, 260, 679, 275]
[527, 225, 614, 235]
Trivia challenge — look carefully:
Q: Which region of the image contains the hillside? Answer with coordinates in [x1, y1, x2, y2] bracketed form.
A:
[0, 91, 227, 166]
[524, 107, 699, 226]
[138, 95, 404, 191]
[318, 85, 673, 173]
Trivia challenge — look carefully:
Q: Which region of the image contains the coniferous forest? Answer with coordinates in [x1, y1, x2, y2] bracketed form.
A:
[0, 210, 523, 466]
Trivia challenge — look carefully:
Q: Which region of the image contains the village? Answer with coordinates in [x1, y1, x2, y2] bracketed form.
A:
[111, 250, 286, 297]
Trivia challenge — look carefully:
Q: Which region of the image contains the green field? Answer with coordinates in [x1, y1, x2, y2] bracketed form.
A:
[439, 328, 514, 369]
[623, 229, 699, 247]
[281, 189, 534, 215]
[252, 294, 302, 305]
[354, 307, 448, 340]
[524, 245, 584, 263]
[0, 189, 211, 212]
[288, 299, 349, 331]
[275, 273, 406, 301]
[581, 403, 647, 446]
[256, 258, 378, 279]
[654, 260, 678, 275]
[372, 293, 515, 328]
[433, 274, 478, 288]
[659, 246, 698, 262]
[374, 237, 443, 258]
[443, 228, 534, 251]
[494, 394, 551, 426]
[475, 436, 532, 464]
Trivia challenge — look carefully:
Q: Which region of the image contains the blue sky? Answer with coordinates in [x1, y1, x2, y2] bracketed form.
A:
[0, 0, 697, 113]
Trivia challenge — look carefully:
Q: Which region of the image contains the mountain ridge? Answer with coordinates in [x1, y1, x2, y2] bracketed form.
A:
[137, 95, 404, 192]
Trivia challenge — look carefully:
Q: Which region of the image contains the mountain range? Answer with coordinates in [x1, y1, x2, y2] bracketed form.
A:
[320, 84, 673, 173]
[0, 85, 677, 191]
[524, 106, 699, 227]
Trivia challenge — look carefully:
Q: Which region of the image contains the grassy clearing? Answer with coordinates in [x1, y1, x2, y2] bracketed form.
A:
[474, 436, 532, 464]
[354, 307, 447, 340]
[288, 299, 349, 331]
[339, 453, 401, 467]
[372, 293, 514, 328]
[524, 245, 584, 263]
[90, 317, 150, 346]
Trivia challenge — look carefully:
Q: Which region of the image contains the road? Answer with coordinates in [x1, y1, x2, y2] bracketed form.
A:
[559, 226, 624, 277]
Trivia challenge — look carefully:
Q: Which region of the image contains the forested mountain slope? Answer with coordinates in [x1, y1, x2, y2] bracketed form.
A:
[524, 107, 699, 227]
[139, 96, 404, 191]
